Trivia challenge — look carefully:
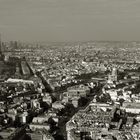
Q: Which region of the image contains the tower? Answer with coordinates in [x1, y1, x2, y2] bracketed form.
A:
[0, 34, 4, 60]
[108, 67, 117, 83]
[112, 67, 117, 77]
[0, 34, 2, 54]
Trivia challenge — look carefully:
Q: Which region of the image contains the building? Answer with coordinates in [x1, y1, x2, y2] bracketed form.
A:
[108, 68, 117, 83]
[32, 115, 50, 124]
[67, 85, 90, 98]
[7, 108, 17, 122]
[66, 103, 112, 140]
[27, 130, 54, 140]
[121, 101, 140, 114]
[71, 97, 80, 108]
[0, 128, 16, 139]
[29, 123, 50, 131]
[30, 115, 50, 131]
[52, 101, 64, 110]
[31, 99, 40, 109]
[18, 111, 29, 124]
[0, 126, 26, 140]
[0, 37, 16, 77]
[42, 93, 52, 105]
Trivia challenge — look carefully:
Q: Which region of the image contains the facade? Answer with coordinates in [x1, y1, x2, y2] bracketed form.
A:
[27, 131, 54, 140]
[67, 85, 90, 98]
[29, 123, 50, 131]
[121, 101, 140, 114]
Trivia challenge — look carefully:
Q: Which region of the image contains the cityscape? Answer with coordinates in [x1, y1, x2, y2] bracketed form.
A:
[1, 0, 140, 140]
[0, 39, 140, 140]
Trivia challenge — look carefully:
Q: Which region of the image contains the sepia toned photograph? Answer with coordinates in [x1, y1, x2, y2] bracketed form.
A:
[0, 0, 140, 140]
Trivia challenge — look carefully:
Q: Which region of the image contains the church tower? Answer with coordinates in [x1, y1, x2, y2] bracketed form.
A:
[108, 67, 118, 83]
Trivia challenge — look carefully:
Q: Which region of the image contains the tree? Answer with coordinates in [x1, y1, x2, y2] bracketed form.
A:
[79, 97, 88, 107]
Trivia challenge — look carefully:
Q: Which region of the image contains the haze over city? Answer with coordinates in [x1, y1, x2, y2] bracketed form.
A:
[0, 0, 140, 42]
[1, 0, 140, 140]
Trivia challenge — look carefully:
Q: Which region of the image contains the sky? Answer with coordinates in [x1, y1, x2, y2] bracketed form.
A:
[0, 0, 140, 42]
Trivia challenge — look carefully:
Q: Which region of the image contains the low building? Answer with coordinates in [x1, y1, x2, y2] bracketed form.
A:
[67, 85, 90, 98]
[27, 130, 54, 140]
[42, 93, 52, 105]
[29, 123, 50, 131]
[122, 102, 140, 114]
[31, 99, 40, 109]
[52, 101, 64, 110]
[32, 115, 50, 124]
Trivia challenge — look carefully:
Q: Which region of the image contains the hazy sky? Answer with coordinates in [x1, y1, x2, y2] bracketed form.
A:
[0, 0, 140, 42]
